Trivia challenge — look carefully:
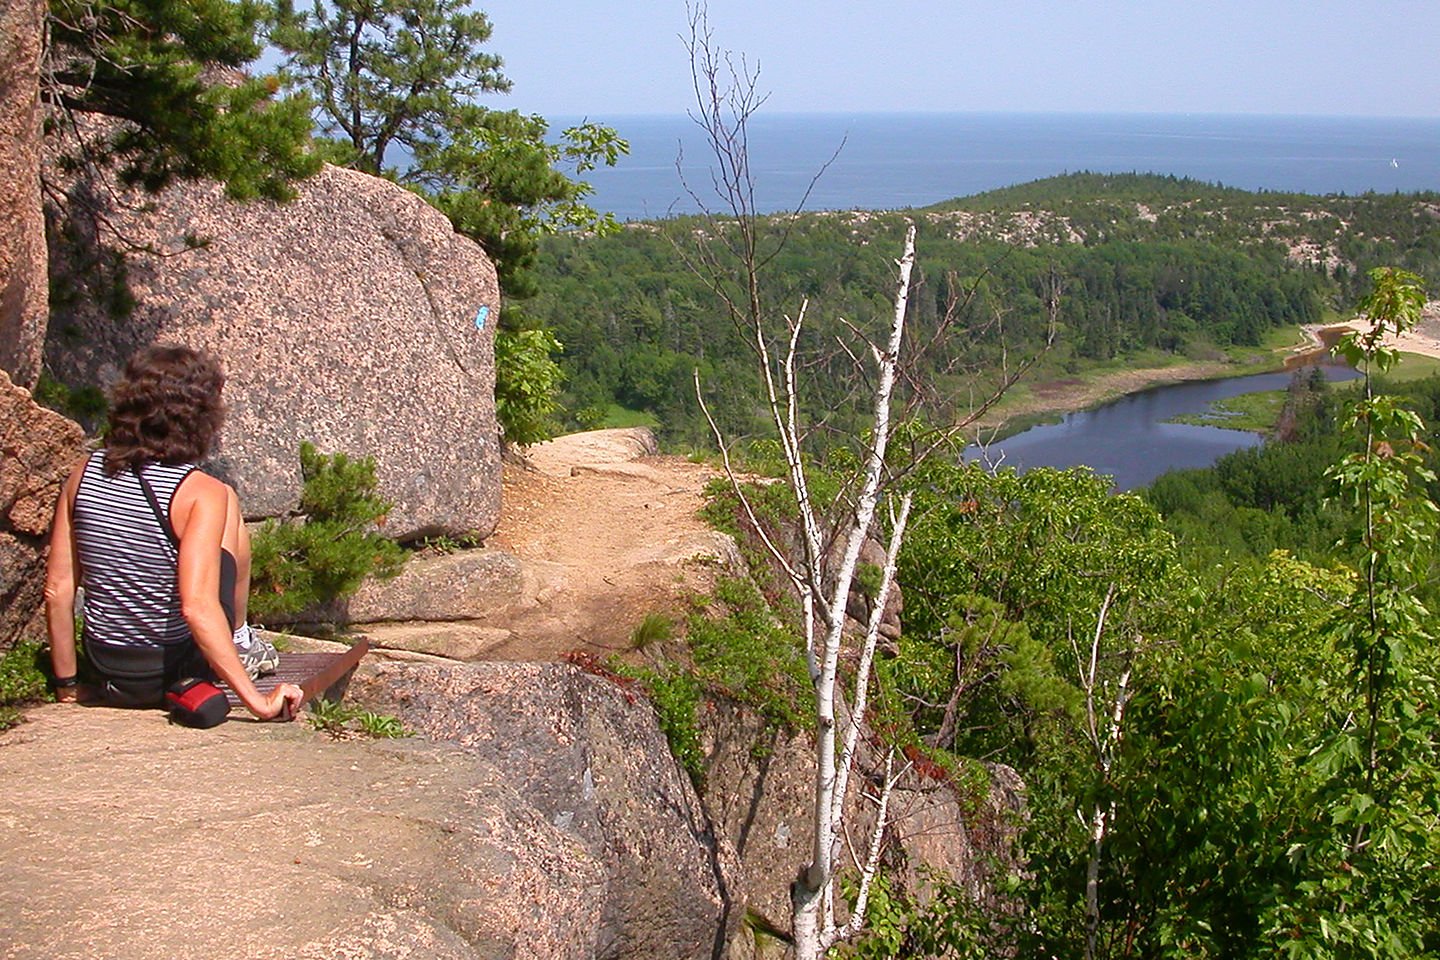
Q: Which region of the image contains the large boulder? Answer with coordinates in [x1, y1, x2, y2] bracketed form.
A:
[352, 660, 728, 959]
[45, 162, 501, 540]
[525, 426, 660, 478]
[1, 702, 645, 960]
[0, 370, 85, 654]
[279, 547, 526, 626]
[0, 0, 47, 387]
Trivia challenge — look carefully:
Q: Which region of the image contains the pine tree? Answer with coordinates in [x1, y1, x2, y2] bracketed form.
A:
[270, 0, 626, 295]
[45, 0, 319, 200]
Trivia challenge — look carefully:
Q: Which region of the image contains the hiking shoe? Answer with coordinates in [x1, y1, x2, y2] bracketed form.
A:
[233, 623, 280, 678]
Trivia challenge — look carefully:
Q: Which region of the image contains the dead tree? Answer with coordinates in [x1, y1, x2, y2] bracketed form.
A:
[681, 8, 1054, 956]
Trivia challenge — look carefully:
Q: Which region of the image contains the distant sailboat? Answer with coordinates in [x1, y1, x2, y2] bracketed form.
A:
[1392, 158, 1400, 168]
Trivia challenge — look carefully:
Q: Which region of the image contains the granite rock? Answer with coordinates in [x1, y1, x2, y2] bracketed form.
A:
[352, 660, 728, 959]
[45, 162, 501, 540]
[0, 705, 609, 960]
[525, 427, 659, 478]
[270, 547, 525, 626]
[699, 696, 1023, 952]
[0, 369, 85, 654]
[0, 0, 47, 387]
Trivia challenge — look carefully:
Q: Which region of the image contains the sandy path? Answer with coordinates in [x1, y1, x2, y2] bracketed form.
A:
[479, 431, 737, 661]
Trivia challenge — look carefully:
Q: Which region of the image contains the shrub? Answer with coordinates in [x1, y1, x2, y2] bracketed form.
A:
[495, 328, 564, 446]
[249, 443, 406, 620]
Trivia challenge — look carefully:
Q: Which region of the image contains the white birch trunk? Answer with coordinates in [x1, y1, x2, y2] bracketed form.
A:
[1077, 584, 1138, 960]
[792, 226, 916, 960]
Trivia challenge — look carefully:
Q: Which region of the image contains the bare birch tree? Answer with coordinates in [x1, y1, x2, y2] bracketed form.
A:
[1070, 586, 1145, 960]
[680, 8, 1053, 957]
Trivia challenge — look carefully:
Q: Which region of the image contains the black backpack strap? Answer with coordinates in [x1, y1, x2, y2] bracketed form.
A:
[133, 465, 181, 550]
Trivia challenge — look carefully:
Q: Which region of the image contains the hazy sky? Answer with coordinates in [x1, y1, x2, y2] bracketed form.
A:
[475, 0, 1440, 118]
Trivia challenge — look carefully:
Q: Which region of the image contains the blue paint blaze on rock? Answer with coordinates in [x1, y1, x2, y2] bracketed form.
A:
[474, 304, 489, 331]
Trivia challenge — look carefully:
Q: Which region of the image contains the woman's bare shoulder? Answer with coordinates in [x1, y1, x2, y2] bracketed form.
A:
[60, 452, 97, 497]
[170, 469, 234, 536]
[176, 469, 233, 501]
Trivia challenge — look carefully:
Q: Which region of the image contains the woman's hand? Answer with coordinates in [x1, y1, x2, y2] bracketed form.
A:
[255, 682, 305, 721]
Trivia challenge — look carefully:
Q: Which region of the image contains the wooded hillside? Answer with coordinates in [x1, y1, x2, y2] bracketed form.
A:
[526, 173, 1440, 444]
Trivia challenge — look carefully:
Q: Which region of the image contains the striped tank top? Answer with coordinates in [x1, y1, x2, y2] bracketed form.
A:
[71, 450, 198, 648]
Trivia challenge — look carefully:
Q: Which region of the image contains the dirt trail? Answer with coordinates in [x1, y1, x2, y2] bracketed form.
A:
[476, 429, 737, 661]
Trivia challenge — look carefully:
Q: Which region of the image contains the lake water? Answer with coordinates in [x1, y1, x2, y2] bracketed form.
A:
[557, 112, 1440, 221]
[552, 111, 1426, 483]
[965, 364, 1362, 490]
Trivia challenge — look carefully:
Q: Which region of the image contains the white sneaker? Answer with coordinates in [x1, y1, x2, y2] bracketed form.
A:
[233, 623, 280, 678]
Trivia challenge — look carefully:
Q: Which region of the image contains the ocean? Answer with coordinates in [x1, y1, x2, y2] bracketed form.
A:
[554, 112, 1440, 221]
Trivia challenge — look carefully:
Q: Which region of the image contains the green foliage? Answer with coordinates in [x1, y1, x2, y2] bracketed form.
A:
[1145, 370, 1353, 566]
[494, 327, 565, 445]
[614, 573, 813, 790]
[528, 206, 1343, 444]
[271, 0, 507, 174]
[525, 173, 1440, 442]
[836, 872, 1000, 960]
[353, 709, 406, 739]
[685, 576, 813, 732]
[630, 613, 674, 650]
[271, 0, 627, 296]
[411, 532, 484, 556]
[982, 270, 1440, 959]
[1279, 267, 1440, 958]
[422, 110, 628, 298]
[248, 443, 406, 620]
[46, 0, 319, 200]
[0, 641, 50, 710]
[32, 374, 108, 430]
[896, 461, 1177, 766]
[644, 669, 706, 787]
[305, 697, 407, 739]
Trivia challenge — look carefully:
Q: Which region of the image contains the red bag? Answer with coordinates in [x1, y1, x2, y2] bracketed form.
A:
[165, 678, 231, 728]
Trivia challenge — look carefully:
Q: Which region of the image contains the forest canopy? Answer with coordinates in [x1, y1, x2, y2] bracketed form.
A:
[526, 173, 1440, 444]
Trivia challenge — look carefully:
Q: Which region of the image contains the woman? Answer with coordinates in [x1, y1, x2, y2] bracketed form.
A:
[44, 345, 303, 721]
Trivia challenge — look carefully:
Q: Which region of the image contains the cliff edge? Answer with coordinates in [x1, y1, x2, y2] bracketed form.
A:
[1, 661, 726, 960]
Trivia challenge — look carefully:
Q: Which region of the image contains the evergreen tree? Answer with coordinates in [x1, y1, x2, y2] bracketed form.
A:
[45, 0, 319, 200]
[248, 443, 406, 619]
[270, 0, 627, 296]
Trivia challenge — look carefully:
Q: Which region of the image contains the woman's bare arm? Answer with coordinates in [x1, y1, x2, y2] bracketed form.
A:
[43, 462, 86, 702]
[173, 472, 302, 720]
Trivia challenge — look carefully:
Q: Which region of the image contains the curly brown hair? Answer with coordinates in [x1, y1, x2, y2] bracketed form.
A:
[104, 345, 226, 475]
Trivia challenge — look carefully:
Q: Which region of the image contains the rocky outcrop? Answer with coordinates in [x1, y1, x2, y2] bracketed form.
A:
[525, 427, 660, 478]
[0, 0, 47, 387]
[697, 699, 1024, 953]
[0, 698, 692, 960]
[45, 162, 501, 540]
[278, 547, 526, 627]
[842, 535, 904, 644]
[1, 644, 1023, 959]
[351, 660, 728, 959]
[0, 370, 85, 654]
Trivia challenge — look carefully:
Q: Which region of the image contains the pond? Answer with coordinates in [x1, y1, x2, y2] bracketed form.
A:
[966, 364, 1361, 491]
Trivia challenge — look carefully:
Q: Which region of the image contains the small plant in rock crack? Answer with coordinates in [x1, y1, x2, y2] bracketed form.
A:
[354, 711, 407, 739]
[630, 612, 675, 650]
[305, 698, 408, 739]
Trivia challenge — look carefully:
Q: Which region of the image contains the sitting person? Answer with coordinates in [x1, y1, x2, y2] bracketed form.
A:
[44, 344, 303, 721]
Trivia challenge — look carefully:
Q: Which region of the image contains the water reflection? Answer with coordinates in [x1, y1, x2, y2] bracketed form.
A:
[966, 365, 1360, 490]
